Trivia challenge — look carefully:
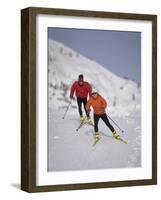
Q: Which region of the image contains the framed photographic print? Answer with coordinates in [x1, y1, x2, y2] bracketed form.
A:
[21, 7, 157, 192]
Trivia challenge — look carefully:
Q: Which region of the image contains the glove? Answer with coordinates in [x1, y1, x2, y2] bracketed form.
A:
[87, 108, 91, 114]
[70, 96, 75, 100]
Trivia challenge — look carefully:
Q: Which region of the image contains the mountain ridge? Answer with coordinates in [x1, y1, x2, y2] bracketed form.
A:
[48, 39, 141, 116]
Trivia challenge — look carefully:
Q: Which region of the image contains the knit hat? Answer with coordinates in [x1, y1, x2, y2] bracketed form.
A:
[78, 74, 84, 82]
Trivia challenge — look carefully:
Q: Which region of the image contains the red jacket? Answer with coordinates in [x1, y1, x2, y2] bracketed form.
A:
[70, 81, 92, 98]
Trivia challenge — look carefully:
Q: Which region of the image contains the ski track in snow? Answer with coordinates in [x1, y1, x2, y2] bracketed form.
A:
[48, 108, 141, 172]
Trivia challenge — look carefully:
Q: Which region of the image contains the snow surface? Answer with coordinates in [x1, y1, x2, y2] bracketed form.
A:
[48, 39, 141, 171]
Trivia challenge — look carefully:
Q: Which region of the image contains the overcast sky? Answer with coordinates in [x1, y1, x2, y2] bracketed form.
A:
[48, 28, 141, 82]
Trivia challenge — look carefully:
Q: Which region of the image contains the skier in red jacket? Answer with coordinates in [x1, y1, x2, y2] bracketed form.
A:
[70, 74, 93, 124]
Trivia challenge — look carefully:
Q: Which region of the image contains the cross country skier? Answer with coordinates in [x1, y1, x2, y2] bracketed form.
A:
[70, 74, 93, 124]
[86, 91, 120, 142]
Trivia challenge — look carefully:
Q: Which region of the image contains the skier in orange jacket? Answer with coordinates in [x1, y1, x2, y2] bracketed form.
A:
[86, 91, 120, 141]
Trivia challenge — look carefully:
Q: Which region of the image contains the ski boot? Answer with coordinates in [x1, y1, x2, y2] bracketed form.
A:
[95, 132, 100, 141]
[112, 131, 120, 140]
[80, 115, 84, 123]
[87, 117, 93, 125]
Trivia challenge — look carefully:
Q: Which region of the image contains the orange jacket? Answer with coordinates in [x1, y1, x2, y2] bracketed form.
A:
[86, 95, 108, 115]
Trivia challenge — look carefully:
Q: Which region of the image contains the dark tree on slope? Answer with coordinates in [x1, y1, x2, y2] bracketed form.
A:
[60, 81, 71, 103]
[60, 47, 63, 54]
[113, 96, 116, 107]
[69, 52, 72, 57]
[132, 93, 135, 101]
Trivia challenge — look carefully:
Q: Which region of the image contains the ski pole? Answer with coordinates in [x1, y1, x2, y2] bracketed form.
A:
[107, 114, 124, 133]
[62, 100, 72, 119]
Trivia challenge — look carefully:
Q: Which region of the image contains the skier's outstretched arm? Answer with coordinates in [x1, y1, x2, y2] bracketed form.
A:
[98, 97, 108, 114]
[70, 82, 76, 99]
[101, 97, 108, 109]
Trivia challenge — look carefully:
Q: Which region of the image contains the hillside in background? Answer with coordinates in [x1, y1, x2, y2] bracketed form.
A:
[48, 39, 141, 117]
[47, 39, 141, 172]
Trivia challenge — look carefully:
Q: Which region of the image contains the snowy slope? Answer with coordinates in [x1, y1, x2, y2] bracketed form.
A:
[48, 39, 141, 172]
[48, 39, 141, 117]
[48, 107, 141, 171]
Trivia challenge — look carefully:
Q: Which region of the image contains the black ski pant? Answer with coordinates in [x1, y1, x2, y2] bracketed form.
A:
[77, 97, 89, 118]
[94, 113, 114, 133]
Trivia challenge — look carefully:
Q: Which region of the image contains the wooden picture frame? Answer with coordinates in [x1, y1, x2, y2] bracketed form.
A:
[21, 7, 157, 192]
